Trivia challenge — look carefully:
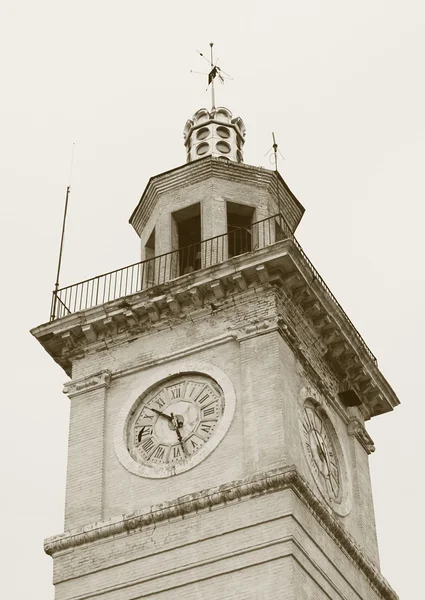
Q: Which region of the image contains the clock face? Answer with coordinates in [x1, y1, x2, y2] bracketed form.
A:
[127, 374, 226, 477]
[301, 400, 341, 503]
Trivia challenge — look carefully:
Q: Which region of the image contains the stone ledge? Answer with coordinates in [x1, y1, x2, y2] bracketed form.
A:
[31, 239, 399, 417]
[44, 465, 397, 600]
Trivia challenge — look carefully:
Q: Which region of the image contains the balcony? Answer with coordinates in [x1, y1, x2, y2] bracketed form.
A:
[49, 212, 377, 365]
[50, 213, 291, 321]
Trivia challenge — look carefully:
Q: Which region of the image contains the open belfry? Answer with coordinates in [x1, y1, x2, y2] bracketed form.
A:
[32, 68, 400, 599]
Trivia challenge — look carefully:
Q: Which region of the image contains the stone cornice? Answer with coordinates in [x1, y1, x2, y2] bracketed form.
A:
[44, 465, 397, 600]
[31, 239, 399, 418]
[105, 333, 237, 382]
[129, 156, 305, 236]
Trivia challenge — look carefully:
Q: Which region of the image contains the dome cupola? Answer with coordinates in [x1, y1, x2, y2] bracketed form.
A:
[183, 106, 246, 164]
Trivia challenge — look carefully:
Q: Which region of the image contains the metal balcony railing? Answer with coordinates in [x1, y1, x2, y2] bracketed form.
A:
[50, 213, 290, 320]
[49, 212, 377, 364]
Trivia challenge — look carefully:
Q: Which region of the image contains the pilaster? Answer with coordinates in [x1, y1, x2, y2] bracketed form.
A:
[239, 326, 285, 473]
[63, 370, 111, 529]
[348, 416, 380, 567]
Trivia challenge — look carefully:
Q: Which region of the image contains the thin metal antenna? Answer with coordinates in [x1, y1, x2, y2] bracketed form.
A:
[272, 132, 278, 171]
[265, 132, 285, 170]
[51, 143, 75, 320]
[264, 133, 293, 237]
[266, 133, 285, 221]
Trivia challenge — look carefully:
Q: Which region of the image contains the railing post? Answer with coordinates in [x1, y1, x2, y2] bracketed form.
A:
[50, 291, 57, 321]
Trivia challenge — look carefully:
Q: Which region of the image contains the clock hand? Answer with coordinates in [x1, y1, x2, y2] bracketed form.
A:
[149, 407, 173, 421]
[322, 452, 337, 496]
[170, 412, 187, 455]
[319, 445, 338, 496]
[311, 428, 325, 461]
[306, 413, 325, 461]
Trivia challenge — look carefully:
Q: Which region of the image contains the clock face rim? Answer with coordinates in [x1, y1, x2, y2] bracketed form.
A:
[114, 363, 236, 479]
[299, 387, 352, 516]
[127, 374, 225, 474]
[302, 400, 342, 501]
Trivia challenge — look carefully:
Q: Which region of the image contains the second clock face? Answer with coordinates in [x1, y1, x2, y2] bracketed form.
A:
[302, 401, 341, 503]
[127, 374, 225, 476]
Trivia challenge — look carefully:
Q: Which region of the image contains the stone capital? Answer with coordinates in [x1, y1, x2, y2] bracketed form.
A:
[348, 417, 375, 454]
[63, 370, 112, 398]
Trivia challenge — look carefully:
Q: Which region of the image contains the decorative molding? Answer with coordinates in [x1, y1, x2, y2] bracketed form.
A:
[111, 333, 237, 382]
[348, 417, 375, 454]
[62, 335, 239, 401]
[63, 370, 111, 398]
[232, 271, 247, 291]
[103, 316, 117, 336]
[129, 157, 304, 238]
[81, 324, 97, 343]
[31, 240, 399, 417]
[61, 330, 76, 350]
[237, 318, 277, 340]
[166, 296, 181, 314]
[124, 309, 139, 327]
[210, 280, 225, 299]
[44, 465, 397, 600]
[189, 287, 203, 307]
[255, 264, 269, 283]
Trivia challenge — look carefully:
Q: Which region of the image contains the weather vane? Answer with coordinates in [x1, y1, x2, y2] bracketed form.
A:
[191, 43, 233, 110]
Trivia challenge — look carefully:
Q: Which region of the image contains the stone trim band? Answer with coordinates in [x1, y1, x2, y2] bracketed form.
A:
[44, 465, 396, 600]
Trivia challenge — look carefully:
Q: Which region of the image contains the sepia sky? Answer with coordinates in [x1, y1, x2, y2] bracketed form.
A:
[1, 1, 424, 598]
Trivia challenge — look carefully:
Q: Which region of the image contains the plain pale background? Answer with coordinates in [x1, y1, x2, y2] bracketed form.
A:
[1, 1, 423, 598]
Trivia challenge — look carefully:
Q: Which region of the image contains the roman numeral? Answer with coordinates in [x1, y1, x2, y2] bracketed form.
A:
[188, 437, 200, 451]
[152, 446, 166, 460]
[141, 411, 154, 421]
[305, 409, 315, 431]
[306, 442, 313, 458]
[198, 392, 211, 405]
[327, 477, 337, 497]
[137, 426, 153, 443]
[330, 466, 339, 482]
[171, 387, 181, 399]
[173, 446, 183, 459]
[141, 437, 155, 454]
[202, 403, 217, 417]
[187, 383, 198, 397]
[153, 395, 165, 408]
[199, 421, 215, 435]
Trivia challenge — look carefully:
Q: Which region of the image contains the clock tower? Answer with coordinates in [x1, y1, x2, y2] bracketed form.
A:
[32, 104, 399, 599]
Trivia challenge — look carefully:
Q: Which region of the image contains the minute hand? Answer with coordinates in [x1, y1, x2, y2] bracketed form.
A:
[149, 407, 173, 421]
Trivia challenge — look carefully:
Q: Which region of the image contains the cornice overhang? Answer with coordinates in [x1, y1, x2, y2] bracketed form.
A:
[129, 156, 305, 237]
[31, 239, 399, 417]
[43, 464, 397, 600]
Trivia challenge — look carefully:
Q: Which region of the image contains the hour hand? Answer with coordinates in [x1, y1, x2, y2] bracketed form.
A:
[171, 413, 188, 455]
[149, 407, 172, 421]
